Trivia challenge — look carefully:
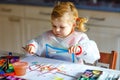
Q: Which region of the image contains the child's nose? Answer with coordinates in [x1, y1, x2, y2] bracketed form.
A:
[56, 28, 60, 32]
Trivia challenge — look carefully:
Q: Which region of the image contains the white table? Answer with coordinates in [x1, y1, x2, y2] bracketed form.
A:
[18, 55, 120, 80]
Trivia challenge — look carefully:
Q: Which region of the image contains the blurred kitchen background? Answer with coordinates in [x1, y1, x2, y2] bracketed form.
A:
[0, 0, 120, 70]
[0, 0, 120, 12]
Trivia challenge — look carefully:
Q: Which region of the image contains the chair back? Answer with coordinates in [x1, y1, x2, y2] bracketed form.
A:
[98, 51, 118, 69]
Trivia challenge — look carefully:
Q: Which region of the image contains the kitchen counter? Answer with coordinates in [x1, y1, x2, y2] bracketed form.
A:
[0, 0, 120, 12]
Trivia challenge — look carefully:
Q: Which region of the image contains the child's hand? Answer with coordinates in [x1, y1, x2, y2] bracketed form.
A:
[23, 44, 35, 55]
[68, 46, 82, 55]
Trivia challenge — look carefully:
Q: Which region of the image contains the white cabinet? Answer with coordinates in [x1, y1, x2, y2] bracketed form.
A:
[24, 6, 52, 41]
[0, 4, 53, 53]
[78, 9, 120, 28]
[0, 4, 25, 53]
[85, 26, 120, 52]
[78, 9, 120, 70]
[24, 19, 51, 41]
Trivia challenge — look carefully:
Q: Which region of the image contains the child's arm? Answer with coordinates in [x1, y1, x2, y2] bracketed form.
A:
[77, 40, 100, 64]
[68, 33, 100, 64]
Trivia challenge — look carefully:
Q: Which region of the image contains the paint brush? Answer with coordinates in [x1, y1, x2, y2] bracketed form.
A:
[22, 47, 41, 57]
[56, 71, 78, 79]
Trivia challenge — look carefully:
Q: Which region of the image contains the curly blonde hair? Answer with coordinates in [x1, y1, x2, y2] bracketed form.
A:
[51, 1, 88, 32]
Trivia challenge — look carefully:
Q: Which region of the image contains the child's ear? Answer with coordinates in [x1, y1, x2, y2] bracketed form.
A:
[73, 23, 76, 27]
[73, 17, 77, 27]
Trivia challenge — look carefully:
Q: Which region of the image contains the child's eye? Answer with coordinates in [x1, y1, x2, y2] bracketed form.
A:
[60, 26, 65, 29]
[52, 25, 57, 28]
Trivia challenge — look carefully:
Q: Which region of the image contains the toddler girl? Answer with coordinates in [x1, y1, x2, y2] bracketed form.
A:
[24, 2, 100, 64]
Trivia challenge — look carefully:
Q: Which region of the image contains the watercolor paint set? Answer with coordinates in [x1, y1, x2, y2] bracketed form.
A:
[0, 52, 20, 76]
[77, 69, 103, 80]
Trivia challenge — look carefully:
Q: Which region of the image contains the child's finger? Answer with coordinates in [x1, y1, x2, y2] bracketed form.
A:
[68, 46, 74, 54]
[69, 46, 80, 54]
[29, 47, 35, 54]
[22, 46, 35, 55]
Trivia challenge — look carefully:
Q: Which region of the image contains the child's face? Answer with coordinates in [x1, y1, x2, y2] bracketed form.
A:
[51, 13, 74, 38]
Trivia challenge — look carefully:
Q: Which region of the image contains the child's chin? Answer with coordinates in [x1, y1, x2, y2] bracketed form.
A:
[56, 34, 62, 37]
[57, 35, 65, 38]
[54, 34, 66, 38]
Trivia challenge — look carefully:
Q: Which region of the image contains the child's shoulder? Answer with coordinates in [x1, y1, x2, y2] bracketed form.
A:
[74, 31, 87, 36]
[73, 31, 88, 38]
[42, 30, 53, 35]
